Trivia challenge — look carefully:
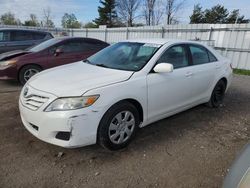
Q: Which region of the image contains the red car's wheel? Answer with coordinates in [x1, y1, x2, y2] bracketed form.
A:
[19, 65, 42, 85]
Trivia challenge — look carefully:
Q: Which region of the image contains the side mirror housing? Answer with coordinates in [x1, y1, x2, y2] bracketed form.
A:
[153, 63, 173, 73]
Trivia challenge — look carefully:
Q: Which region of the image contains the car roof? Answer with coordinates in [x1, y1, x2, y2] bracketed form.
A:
[0, 28, 51, 34]
[124, 38, 199, 45]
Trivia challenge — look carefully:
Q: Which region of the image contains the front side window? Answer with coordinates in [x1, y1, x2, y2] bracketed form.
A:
[189, 45, 210, 65]
[157, 45, 189, 69]
[57, 41, 83, 53]
[87, 42, 160, 71]
[0, 31, 10, 42]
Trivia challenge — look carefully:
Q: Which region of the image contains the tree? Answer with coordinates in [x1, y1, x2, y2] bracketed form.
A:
[142, 0, 156, 25]
[116, 0, 140, 27]
[0, 12, 21, 25]
[41, 7, 55, 28]
[165, 0, 185, 25]
[154, 0, 165, 25]
[93, 0, 118, 27]
[62, 13, 81, 28]
[24, 14, 40, 27]
[83, 22, 98, 28]
[190, 4, 204, 23]
[204, 5, 229, 23]
[226, 9, 249, 23]
[190, 4, 250, 24]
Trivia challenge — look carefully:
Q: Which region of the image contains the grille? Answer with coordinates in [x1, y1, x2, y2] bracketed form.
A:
[22, 94, 49, 111]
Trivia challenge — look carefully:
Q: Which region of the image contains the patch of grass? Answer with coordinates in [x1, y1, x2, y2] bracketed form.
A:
[233, 69, 250, 76]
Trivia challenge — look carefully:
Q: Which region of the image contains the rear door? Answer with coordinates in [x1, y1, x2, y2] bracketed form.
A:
[187, 44, 217, 101]
[9, 30, 36, 50]
[47, 39, 85, 68]
[0, 30, 11, 54]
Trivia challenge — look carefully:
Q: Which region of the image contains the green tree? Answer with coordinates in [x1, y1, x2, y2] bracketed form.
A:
[204, 5, 229, 23]
[93, 0, 118, 27]
[226, 9, 249, 23]
[0, 12, 21, 25]
[24, 14, 40, 27]
[190, 4, 204, 23]
[62, 13, 81, 28]
[83, 22, 98, 28]
[190, 4, 250, 24]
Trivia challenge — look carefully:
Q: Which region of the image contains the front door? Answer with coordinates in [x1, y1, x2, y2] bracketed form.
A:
[147, 44, 194, 122]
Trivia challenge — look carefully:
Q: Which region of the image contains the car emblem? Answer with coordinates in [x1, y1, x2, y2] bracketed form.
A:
[23, 87, 29, 98]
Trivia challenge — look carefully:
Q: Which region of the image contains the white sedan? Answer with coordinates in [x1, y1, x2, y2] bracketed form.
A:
[19, 39, 233, 150]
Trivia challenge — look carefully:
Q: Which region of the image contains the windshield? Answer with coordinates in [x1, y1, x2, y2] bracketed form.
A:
[86, 42, 160, 71]
[29, 38, 63, 52]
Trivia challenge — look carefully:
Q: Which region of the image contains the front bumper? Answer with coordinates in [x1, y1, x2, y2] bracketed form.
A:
[19, 86, 104, 148]
[0, 65, 17, 80]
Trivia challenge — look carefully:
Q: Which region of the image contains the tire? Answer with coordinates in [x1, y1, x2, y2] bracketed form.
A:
[207, 80, 226, 108]
[19, 65, 42, 85]
[98, 101, 140, 151]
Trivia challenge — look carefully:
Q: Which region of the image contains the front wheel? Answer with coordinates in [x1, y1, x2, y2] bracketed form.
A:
[207, 80, 226, 108]
[19, 65, 42, 85]
[98, 101, 140, 150]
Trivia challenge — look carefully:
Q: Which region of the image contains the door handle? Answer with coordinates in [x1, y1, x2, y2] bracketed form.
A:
[185, 72, 193, 77]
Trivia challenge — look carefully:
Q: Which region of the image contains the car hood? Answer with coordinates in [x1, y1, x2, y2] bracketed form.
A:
[0, 50, 31, 61]
[28, 61, 133, 97]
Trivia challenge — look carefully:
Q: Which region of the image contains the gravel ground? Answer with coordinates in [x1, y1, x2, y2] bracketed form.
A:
[0, 75, 249, 188]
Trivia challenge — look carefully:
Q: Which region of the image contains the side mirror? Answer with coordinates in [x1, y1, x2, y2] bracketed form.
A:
[54, 48, 63, 56]
[153, 63, 173, 73]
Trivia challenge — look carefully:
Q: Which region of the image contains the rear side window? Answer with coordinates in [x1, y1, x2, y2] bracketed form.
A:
[32, 32, 46, 40]
[82, 40, 108, 51]
[189, 45, 210, 65]
[0, 31, 10, 42]
[208, 50, 218, 62]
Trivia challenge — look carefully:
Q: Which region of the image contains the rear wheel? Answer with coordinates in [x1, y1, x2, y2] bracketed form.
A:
[19, 65, 42, 85]
[98, 101, 140, 150]
[207, 80, 226, 108]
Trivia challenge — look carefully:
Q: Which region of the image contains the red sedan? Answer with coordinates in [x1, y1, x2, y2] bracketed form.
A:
[0, 37, 109, 84]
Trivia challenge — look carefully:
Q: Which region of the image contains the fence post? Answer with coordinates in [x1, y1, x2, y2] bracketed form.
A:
[86, 28, 88, 37]
[208, 27, 213, 41]
[126, 27, 129, 39]
[104, 28, 108, 42]
[162, 27, 165, 38]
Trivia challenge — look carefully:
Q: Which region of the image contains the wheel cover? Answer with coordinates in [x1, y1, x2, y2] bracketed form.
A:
[108, 111, 135, 144]
[23, 68, 39, 82]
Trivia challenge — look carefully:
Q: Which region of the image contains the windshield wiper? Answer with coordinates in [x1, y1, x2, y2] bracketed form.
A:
[83, 59, 92, 64]
[95, 64, 109, 68]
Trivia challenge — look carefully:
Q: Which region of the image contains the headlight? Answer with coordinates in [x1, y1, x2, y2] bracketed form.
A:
[0, 60, 17, 69]
[44, 95, 99, 112]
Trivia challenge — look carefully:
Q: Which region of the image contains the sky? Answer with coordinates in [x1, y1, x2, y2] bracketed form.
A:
[0, 0, 250, 27]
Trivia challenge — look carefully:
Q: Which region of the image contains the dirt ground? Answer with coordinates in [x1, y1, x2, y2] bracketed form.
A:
[0, 75, 249, 188]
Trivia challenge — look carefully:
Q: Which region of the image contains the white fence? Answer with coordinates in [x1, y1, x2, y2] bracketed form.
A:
[1, 24, 250, 70]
